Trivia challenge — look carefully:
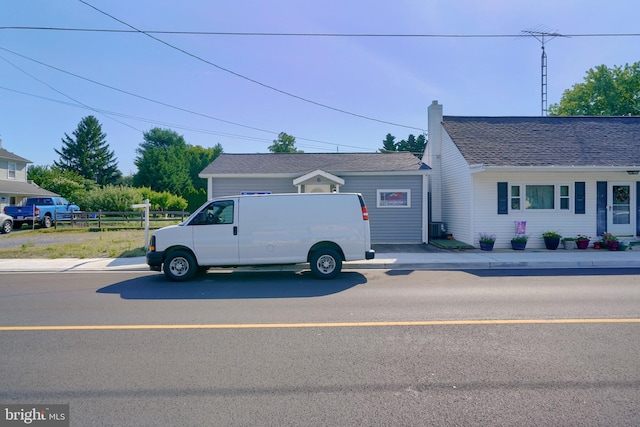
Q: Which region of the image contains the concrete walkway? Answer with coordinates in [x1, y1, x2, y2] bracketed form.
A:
[0, 247, 637, 273]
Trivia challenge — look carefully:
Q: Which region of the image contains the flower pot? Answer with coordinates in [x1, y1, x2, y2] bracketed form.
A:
[511, 240, 527, 250]
[608, 241, 619, 251]
[576, 239, 590, 250]
[544, 237, 561, 250]
[479, 241, 494, 251]
[563, 240, 577, 250]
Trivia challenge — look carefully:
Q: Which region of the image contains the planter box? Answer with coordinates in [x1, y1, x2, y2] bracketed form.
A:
[576, 240, 590, 250]
[511, 240, 527, 250]
[544, 237, 561, 250]
[563, 240, 577, 250]
[479, 241, 494, 251]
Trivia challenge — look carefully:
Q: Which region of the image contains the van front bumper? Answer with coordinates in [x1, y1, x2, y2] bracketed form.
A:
[365, 250, 375, 260]
[146, 251, 164, 271]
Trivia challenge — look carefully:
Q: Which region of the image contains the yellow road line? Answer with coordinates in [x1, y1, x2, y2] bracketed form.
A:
[1, 318, 640, 331]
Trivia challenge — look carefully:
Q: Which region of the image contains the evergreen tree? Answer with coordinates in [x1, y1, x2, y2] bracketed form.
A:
[380, 134, 397, 152]
[54, 116, 122, 185]
[380, 133, 426, 158]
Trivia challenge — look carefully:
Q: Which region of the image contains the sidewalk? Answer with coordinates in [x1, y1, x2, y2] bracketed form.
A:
[0, 248, 637, 273]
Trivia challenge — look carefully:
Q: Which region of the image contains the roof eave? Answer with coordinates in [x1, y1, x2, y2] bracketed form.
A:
[481, 165, 640, 173]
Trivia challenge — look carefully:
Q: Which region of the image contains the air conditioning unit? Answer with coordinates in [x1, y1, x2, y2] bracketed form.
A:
[429, 222, 447, 239]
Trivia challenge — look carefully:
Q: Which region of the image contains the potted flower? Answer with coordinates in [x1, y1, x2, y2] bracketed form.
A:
[562, 237, 577, 250]
[511, 235, 528, 250]
[601, 233, 619, 251]
[542, 231, 562, 250]
[479, 233, 496, 251]
[575, 234, 590, 250]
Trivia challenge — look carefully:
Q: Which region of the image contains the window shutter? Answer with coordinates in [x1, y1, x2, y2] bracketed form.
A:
[596, 181, 607, 236]
[497, 182, 508, 215]
[575, 182, 586, 214]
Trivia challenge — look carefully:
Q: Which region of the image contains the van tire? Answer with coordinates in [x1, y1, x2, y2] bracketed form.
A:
[310, 248, 342, 279]
[163, 250, 197, 282]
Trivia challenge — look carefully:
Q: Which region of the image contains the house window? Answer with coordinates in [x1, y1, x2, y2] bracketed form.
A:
[508, 184, 572, 211]
[559, 185, 570, 210]
[510, 186, 521, 210]
[377, 190, 411, 208]
[526, 185, 554, 209]
[8, 163, 16, 179]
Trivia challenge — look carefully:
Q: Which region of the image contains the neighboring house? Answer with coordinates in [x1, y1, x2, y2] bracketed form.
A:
[0, 140, 57, 212]
[425, 101, 640, 249]
[199, 152, 430, 243]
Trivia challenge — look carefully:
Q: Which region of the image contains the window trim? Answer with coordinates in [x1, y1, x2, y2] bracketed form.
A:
[8, 162, 16, 180]
[376, 189, 411, 208]
[508, 183, 572, 212]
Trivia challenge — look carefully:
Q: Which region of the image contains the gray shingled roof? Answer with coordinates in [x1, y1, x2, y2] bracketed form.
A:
[200, 152, 429, 175]
[0, 180, 57, 196]
[0, 147, 31, 163]
[442, 116, 640, 167]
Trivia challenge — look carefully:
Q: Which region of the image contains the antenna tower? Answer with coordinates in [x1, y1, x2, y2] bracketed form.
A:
[521, 28, 568, 116]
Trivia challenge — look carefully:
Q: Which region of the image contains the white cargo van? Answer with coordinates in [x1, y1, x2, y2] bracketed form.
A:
[147, 193, 375, 281]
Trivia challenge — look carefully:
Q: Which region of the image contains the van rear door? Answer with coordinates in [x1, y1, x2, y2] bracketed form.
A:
[190, 198, 239, 265]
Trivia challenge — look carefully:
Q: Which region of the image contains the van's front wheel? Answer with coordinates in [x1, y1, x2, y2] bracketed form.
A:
[163, 250, 197, 282]
[310, 248, 342, 279]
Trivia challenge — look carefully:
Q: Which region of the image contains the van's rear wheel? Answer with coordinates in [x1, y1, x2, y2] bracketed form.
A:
[310, 248, 342, 279]
[163, 250, 197, 282]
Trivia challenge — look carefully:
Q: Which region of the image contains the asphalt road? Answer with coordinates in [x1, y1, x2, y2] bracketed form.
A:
[1, 269, 639, 426]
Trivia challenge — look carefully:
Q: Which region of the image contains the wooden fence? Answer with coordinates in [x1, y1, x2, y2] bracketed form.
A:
[53, 210, 190, 230]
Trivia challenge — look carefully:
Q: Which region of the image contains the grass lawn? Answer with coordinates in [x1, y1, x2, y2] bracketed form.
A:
[0, 228, 153, 259]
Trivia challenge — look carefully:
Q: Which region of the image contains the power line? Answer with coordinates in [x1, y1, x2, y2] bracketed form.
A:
[0, 50, 375, 151]
[2, 26, 639, 38]
[0, 54, 142, 133]
[78, 0, 424, 132]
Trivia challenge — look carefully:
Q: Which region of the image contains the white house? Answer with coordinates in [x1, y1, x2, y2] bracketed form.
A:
[425, 101, 640, 249]
[0, 140, 56, 212]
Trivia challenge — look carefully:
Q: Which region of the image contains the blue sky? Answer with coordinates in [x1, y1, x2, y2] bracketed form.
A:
[1, 0, 639, 175]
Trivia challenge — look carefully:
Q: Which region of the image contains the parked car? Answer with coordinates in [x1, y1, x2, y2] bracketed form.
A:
[147, 193, 375, 281]
[0, 212, 13, 234]
[3, 197, 80, 229]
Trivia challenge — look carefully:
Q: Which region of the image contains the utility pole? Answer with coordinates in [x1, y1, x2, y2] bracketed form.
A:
[521, 28, 568, 116]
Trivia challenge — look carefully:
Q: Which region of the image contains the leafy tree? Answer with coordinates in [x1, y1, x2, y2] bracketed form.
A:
[28, 164, 96, 205]
[268, 132, 303, 153]
[54, 116, 122, 185]
[549, 62, 640, 116]
[187, 143, 223, 192]
[133, 128, 193, 196]
[380, 134, 396, 152]
[379, 133, 426, 159]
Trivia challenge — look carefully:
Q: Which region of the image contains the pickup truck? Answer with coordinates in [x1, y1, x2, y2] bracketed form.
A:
[3, 196, 80, 229]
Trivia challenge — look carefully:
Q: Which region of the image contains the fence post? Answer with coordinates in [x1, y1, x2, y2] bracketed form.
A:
[98, 209, 102, 228]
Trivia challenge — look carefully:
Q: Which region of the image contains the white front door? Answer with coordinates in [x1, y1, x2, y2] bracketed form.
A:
[608, 183, 635, 236]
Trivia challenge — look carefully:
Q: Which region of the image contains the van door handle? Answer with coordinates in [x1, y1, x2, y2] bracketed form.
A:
[233, 226, 238, 235]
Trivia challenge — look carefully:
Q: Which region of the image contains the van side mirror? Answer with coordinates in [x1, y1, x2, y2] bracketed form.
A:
[192, 211, 208, 225]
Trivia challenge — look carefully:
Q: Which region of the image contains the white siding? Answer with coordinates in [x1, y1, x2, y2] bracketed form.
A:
[471, 172, 635, 249]
[440, 132, 473, 243]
